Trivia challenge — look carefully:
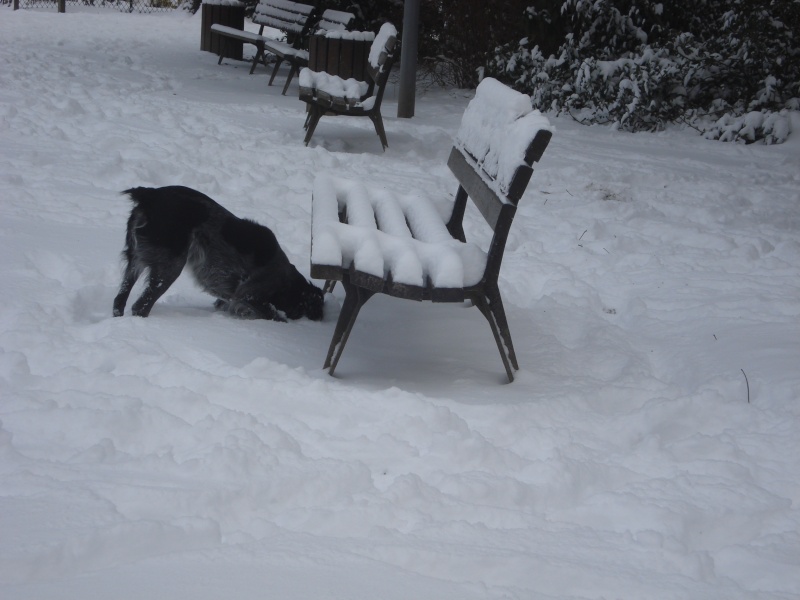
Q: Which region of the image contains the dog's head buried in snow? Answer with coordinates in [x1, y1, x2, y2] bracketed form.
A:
[113, 186, 324, 322]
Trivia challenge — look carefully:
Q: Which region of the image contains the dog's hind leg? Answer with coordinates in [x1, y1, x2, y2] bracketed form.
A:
[130, 258, 185, 317]
[112, 261, 142, 317]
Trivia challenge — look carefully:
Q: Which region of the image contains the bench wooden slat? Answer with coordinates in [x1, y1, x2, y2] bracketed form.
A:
[326, 37, 341, 75]
[336, 40, 355, 79]
[447, 147, 507, 231]
[350, 268, 389, 295]
[210, 25, 262, 44]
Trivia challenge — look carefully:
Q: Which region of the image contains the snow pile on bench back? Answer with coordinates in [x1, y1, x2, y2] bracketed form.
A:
[368, 23, 397, 70]
[312, 175, 487, 288]
[456, 77, 553, 197]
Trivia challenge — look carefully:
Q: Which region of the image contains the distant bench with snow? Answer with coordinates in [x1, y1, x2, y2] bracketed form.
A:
[210, 0, 354, 94]
[299, 23, 397, 150]
[310, 77, 553, 382]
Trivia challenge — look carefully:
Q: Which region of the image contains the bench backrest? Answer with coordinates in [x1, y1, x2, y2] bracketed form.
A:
[364, 23, 398, 101]
[253, 0, 317, 45]
[445, 78, 552, 280]
[447, 78, 552, 230]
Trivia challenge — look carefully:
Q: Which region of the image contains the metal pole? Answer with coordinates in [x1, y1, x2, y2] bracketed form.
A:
[58, 0, 65, 12]
[397, 0, 420, 118]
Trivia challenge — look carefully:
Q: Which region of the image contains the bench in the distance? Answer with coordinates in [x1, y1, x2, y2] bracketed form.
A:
[299, 23, 398, 150]
[210, 0, 316, 75]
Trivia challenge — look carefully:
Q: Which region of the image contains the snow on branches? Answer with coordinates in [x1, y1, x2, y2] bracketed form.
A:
[490, 0, 799, 144]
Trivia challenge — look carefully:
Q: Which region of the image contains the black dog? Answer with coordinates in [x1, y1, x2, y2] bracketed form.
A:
[113, 186, 324, 321]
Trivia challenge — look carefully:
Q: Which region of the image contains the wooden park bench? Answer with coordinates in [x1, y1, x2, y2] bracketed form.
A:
[309, 78, 553, 382]
[210, 1, 353, 93]
[262, 8, 355, 95]
[299, 23, 398, 150]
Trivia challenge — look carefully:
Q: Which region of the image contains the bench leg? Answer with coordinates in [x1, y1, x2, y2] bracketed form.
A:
[368, 111, 389, 150]
[304, 105, 323, 146]
[446, 186, 468, 242]
[324, 280, 374, 376]
[268, 57, 284, 86]
[281, 62, 300, 95]
[471, 286, 518, 382]
[250, 45, 265, 74]
[216, 36, 227, 65]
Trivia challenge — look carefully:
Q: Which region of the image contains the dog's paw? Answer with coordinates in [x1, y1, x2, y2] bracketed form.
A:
[131, 304, 151, 317]
[226, 300, 257, 320]
[226, 298, 285, 321]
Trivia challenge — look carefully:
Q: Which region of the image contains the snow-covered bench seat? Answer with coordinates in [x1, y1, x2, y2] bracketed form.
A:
[310, 77, 553, 381]
[299, 23, 398, 150]
[211, 0, 354, 93]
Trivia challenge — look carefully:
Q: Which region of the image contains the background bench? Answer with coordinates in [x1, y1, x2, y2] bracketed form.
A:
[262, 8, 355, 95]
[299, 23, 398, 150]
[210, 0, 317, 76]
[310, 77, 553, 381]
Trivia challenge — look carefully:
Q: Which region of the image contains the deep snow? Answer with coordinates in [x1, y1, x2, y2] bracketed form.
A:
[1, 8, 799, 600]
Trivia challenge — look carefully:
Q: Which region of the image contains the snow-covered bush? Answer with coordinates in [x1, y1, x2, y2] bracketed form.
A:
[490, 0, 799, 144]
[702, 110, 793, 145]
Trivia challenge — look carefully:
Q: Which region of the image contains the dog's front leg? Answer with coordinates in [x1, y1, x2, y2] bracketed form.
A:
[130, 260, 185, 317]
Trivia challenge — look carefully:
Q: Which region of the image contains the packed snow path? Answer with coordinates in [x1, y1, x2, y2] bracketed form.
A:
[1, 9, 799, 600]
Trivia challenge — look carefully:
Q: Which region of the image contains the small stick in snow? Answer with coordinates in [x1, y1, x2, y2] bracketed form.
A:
[741, 368, 750, 404]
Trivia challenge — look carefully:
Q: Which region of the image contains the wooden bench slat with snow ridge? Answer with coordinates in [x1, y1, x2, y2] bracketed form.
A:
[310, 78, 553, 382]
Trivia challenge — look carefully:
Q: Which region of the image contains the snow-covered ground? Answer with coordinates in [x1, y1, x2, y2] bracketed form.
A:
[1, 8, 799, 600]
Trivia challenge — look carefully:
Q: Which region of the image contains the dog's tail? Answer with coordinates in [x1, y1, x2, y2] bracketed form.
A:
[122, 186, 159, 208]
[120, 189, 150, 266]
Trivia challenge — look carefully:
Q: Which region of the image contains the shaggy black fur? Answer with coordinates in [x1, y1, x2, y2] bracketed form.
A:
[113, 186, 324, 321]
